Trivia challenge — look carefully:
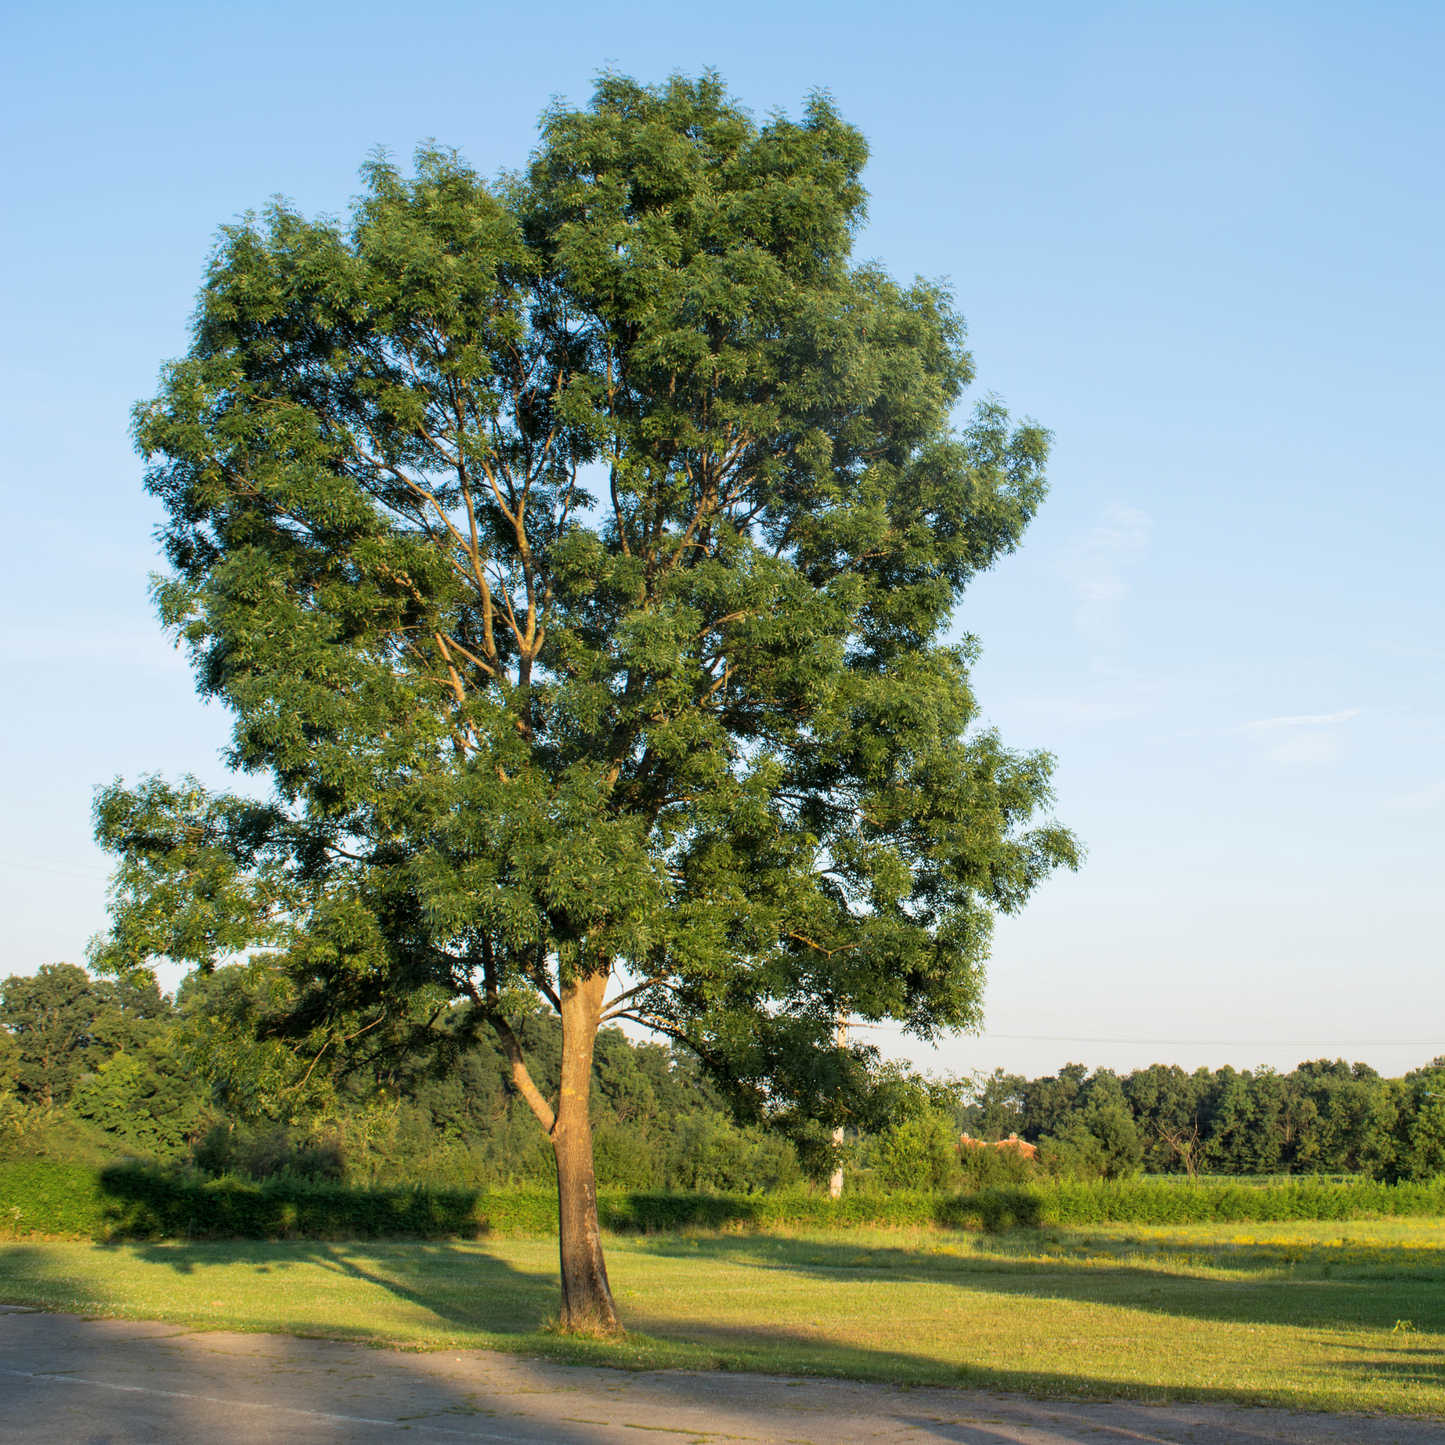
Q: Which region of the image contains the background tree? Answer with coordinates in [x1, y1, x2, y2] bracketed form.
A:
[0, 963, 170, 1108]
[1018, 1062, 1089, 1140]
[1289, 1059, 1394, 1175]
[0, 1028, 19, 1096]
[96, 72, 1077, 1329]
[1036, 1070, 1143, 1180]
[1378, 1061, 1445, 1182]
[69, 1036, 206, 1157]
[1126, 1063, 1214, 1178]
[959, 1067, 1028, 1141]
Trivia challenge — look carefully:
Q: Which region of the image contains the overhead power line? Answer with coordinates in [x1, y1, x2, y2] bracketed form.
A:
[981, 1034, 1441, 1047]
[0, 860, 107, 882]
[0, 798, 89, 817]
[0, 848, 107, 873]
[849, 1021, 1437, 1048]
[988, 968, 1315, 1032]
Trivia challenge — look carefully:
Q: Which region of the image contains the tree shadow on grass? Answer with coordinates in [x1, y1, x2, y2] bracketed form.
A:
[12, 1220, 1445, 1345]
[1320, 1337, 1445, 1392]
[614, 1308, 1445, 1417]
[5, 1230, 1445, 1425]
[614, 1228, 1445, 1336]
[0, 1237, 560, 1344]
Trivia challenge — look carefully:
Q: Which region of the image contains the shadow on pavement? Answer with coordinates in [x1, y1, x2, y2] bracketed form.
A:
[4, 1228, 1445, 1437]
[2, 1305, 1441, 1445]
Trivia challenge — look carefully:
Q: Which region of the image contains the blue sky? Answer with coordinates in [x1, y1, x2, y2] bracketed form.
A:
[2, 1, 1440, 1080]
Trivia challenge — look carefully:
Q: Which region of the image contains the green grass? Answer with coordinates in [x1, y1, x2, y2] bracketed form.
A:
[4, 1218, 1445, 1415]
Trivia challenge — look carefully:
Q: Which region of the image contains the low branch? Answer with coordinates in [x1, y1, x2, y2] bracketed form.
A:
[603, 1010, 693, 1048]
[467, 946, 557, 1134]
[491, 1011, 556, 1135]
[600, 974, 674, 1020]
[526, 954, 561, 1013]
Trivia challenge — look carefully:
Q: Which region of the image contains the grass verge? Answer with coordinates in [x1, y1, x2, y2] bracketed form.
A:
[3, 1218, 1444, 1415]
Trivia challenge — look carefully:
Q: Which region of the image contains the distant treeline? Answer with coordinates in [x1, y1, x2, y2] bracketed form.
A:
[3, 963, 1443, 1189]
[960, 1057, 1445, 1183]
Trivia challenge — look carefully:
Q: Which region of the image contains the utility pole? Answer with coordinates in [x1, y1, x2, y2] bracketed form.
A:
[829, 1015, 846, 1199]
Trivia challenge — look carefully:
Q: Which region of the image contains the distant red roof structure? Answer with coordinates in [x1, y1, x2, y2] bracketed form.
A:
[959, 1131, 1038, 1160]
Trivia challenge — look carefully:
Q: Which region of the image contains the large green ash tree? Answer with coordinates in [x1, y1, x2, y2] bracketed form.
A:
[96, 72, 1078, 1328]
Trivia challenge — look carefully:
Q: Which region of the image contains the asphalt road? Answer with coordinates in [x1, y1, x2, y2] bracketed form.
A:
[0, 1305, 1439, 1444]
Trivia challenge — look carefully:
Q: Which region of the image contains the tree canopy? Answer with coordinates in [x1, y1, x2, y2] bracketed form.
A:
[96, 71, 1078, 1327]
[0, 964, 170, 1109]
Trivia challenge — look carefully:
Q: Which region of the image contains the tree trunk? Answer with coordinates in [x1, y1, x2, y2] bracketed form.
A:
[553, 969, 619, 1331]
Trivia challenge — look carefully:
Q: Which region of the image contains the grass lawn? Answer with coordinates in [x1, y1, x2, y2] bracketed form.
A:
[3, 1219, 1444, 1415]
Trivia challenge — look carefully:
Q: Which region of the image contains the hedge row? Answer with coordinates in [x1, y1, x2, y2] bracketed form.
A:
[0, 1160, 481, 1241]
[1038, 1176, 1445, 1224]
[602, 1179, 1445, 1231]
[4, 1161, 1445, 1242]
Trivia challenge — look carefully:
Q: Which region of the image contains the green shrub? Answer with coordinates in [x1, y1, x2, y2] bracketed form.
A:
[0, 1159, 109, 1237]
[591, 1119, 658, 1190]
[0, 1160, 480, 1240]
[0, 1096, 112, 1167]
[874, 1112, 962, 1191]
[100, 1165, 479, 1239]
[957, 1140, 1039, 1189]
[662, 1111, 800, 1193]
[69, 1044, 205, 1159]
[1034, 1176, 1445, 1224]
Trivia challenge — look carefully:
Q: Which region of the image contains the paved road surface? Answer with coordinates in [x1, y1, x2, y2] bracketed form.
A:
[1, 1306, 1439, 1444]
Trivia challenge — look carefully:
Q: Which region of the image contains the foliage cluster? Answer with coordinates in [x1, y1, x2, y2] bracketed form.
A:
[0, 961, 805, 1194]
[100, 70, 1077, 1180]
[962, 1058, 1445, 1184]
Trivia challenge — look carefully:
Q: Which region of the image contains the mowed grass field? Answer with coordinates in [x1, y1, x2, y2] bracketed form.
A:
[3, 1219, 1444, 1415]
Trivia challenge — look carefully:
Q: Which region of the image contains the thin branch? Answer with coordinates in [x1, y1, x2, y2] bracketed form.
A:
[432, 632, 470, 706]
[599, 974, 675, 1020]
[787, 932, 861, 959]
[435, 631, 497, 682]
[287, 1011, 379, 1097]
[603, 1010, 693, 1047]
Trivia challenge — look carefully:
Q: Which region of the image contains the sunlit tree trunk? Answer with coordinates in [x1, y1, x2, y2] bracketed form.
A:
[552, 970, 619, 1331]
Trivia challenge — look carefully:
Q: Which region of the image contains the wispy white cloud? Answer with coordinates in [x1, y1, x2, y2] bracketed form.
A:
[1232, 709, 1361, 766]
[1058, 503, 1151, 637]
[1384, 781, 1445, 811]
[1237, 710, 1363, 731]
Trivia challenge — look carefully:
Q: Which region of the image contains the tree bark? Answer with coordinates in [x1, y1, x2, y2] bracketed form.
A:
[553, 968, 619, 1331]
